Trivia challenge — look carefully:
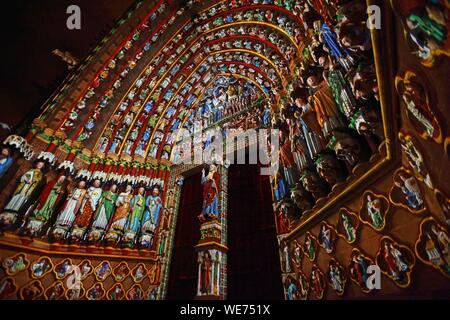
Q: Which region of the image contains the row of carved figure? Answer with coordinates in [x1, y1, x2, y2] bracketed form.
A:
[59, 1, 172, 138]
[270, 1, 384, 232]
[270, 0, 449, 235]
[90, 0, 306, 158]
[0, 160, 165, 249]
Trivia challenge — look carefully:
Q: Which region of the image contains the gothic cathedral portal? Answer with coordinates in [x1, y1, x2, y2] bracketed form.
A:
[0, 0, 450, 302]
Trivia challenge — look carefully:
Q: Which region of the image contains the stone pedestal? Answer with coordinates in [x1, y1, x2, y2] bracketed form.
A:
[194, 221, 227, 300]
[199, 220, 222, 243]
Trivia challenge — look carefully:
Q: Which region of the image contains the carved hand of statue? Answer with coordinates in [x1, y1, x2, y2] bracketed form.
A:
[23, 174, 32, 184]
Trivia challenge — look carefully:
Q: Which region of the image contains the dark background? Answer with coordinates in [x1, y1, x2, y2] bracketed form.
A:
[226, 164, 284, 300]
[166, 171, 202, 300]
[167, 165, 283, 300]
[0, 0, 134, 128]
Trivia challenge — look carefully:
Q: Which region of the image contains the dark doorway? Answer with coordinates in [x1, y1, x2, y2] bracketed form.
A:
[166, 172, 202, 300]
[226, 164, 284, 300]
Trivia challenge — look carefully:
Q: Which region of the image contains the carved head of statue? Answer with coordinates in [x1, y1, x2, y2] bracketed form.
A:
[57, 175, 66, 184]
[1, 147, 11, 158]
[315, 153, 346, 186]
[36, 161, 45, 170]
[290, 184, 313, 213]
[93, 179, 101, 188]
[209, 164, 217, 173]
[78, 180, 86, 189]
[301, 169, 328, 200]
[333, 131, 364, 168]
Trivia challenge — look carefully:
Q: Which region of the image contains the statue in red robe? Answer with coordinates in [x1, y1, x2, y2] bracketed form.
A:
[198, 165, 221, 222]
[199, 251, 212, 295]
[276, 204, 290, 234]
[382, 242, 399, 279]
